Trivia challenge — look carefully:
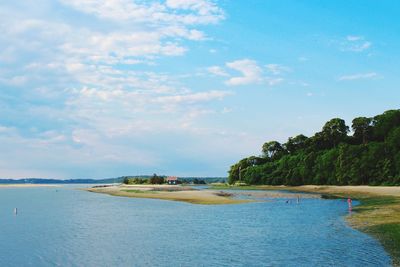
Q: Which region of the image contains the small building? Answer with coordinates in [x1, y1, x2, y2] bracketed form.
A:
[166, 176, 178, 185]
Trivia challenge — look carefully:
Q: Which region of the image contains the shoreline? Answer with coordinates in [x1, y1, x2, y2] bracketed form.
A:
[291, 185, 400, 267]
[86, 184, 322, 204]
[212, 184, 400, 266]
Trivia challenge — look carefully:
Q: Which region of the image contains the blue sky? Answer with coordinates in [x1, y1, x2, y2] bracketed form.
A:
[0, 0, 399, 179]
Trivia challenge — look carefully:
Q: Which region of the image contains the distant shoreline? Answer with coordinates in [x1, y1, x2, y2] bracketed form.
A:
[0, 184, 59, 188]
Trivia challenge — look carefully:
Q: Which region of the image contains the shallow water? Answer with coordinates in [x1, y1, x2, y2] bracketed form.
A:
[0, 186, 391, 266]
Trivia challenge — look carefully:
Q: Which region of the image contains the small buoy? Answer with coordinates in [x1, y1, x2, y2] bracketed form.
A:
[14, 208, 18, 215]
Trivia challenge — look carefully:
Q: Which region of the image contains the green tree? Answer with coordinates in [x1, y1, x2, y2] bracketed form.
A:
[149, 173, 164, 184]
[352, 117, 372, 145]
[372, 110, 400, 141]
[284, 134, 308, 153]
[262, 141, 285, 160]
[321, 118, 349, 148]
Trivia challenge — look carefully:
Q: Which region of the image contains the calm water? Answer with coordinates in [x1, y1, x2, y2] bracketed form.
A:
[0, 186, 391, 267]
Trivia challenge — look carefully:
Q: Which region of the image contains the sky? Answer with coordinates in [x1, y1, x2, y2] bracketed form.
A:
[1, 0, 400, 179]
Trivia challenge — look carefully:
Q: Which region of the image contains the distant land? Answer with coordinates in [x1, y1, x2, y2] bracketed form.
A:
[0, 176, 227, 184]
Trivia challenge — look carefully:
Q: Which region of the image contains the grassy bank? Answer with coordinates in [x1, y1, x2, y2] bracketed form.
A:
[87, 185, 251, 205]
[215, 185, 400, 266]
[343, 194, 399, 267]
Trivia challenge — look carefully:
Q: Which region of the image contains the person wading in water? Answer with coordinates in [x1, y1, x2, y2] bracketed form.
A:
[347, 198, 352, 211]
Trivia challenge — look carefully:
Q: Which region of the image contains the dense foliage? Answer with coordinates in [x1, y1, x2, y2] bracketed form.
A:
[122, 176, 225, 185]
[123, 174, 165, 184]
[228, 110, 400, 186]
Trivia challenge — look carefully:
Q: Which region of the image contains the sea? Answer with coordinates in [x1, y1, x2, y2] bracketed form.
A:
[0, 185, 391, 266]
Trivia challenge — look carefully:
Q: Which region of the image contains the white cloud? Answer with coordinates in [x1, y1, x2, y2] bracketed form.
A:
[265, 77, 283, 86]
[225, 59, 263, 86]
[0, 125, 17, 135]
[222, 107, 232, 114]
[0, 1, 237, 177]
[0, 0, 222, 70]
[154, 90, 232, 104]
[346, 35, 362, 41]
[289, 81, 309, 87]
[60, 30, 189, 63]
[350, 41, 371, 52]
[341, 35, 372, 52]
[0, 75, 27, 86]
[265, 64, 291, 75]
[338, 72, 380, 81]
[298, 56, 308, 62]
[207, 66, 229, 76]
[207, 59, 290, 87]
[78, 87, 124, 101]
[60, 0, 224, 25]
[165, 0, 224, 22]
[161, 26, 207, 41]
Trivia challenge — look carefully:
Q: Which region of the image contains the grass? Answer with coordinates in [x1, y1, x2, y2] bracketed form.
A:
[348, 196, 400, 267]
[356, 196, 399, 208]
[366, 224, 400, 266]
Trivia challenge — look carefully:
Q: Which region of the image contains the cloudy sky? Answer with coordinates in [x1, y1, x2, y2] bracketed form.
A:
[1, 0, 399, 179]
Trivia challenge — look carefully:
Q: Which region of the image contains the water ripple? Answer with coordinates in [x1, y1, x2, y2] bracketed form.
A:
[0, 186, 392, 267]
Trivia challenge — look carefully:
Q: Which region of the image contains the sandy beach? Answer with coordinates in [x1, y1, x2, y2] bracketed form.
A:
[212, 184, 400, 197]
[87, 184, 400, 205]
[293, 185, 400, 197]
[87, 184, 325, 204]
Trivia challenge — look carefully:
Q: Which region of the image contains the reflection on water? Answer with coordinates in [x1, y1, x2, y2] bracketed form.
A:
[0, 186, 391, 266]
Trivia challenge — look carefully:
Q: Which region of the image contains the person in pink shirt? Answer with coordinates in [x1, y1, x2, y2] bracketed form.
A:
[347, 198, 352, 211]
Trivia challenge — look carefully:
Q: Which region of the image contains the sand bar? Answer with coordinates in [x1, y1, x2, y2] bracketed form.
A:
[87, 184, 252, 205]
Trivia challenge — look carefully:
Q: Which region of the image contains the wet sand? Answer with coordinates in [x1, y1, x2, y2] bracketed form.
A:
[294, 185, 400, 197]
[87, 185, 252, 205]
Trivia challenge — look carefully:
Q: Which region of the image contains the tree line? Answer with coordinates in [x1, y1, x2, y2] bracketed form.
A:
[122, 174, 209, 185]
[228, 109, 400, 186]
[123, 174, 166, 185]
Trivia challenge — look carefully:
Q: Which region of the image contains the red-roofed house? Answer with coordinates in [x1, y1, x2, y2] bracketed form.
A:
[166, 176, 178, 185]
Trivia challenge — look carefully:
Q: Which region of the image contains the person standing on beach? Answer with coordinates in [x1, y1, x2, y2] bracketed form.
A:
[347, 198, 352, 211]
